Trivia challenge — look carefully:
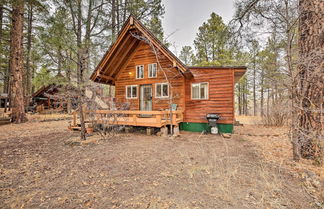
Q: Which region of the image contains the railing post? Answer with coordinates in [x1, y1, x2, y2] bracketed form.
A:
[83, 109, 87, 122]
[94, 110, 98, 122]
[172, 112, 177, 125]
[133, 114, 137, 125]
[156, 113, 162, 125]
[73, 111, 77, 127]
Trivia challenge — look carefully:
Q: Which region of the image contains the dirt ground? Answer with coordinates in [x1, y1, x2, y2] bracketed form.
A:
[0, 119, 323, 208]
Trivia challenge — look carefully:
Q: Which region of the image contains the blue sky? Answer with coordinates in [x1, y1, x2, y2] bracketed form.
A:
[161, 0, 235, 55]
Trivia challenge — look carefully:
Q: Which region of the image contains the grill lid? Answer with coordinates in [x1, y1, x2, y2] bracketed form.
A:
[206, 113, 220, 120]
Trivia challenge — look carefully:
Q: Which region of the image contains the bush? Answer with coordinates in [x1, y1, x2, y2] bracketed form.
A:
[262, 101, 289, 126]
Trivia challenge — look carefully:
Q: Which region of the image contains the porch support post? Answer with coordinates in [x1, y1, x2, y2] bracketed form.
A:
[146, 127, 152, 136]
[161, 126, 168, 137]
[4, 97, 8, 112]
[173, 126, 180, 137]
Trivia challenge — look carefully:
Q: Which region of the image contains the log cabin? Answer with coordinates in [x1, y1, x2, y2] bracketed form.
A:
[32, 84, 62, 112]
[89, 16, 246, 133]
[32, 84, 79, 113]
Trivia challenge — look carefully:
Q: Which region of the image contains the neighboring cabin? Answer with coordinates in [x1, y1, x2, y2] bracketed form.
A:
[31, 84, 66, 112]
[90, 16, 246, 133]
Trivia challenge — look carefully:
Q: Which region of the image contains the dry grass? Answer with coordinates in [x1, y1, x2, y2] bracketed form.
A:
[175, 134, 309, 208]
[236, 115, 263, 125]
[234, 125, 324, 206]
[0, 120, 70, 139]
[0, 119, 321, 208]
[28, 113, 72, 122]
[235, 125, 323, 180]
[0, 108, 71, 121]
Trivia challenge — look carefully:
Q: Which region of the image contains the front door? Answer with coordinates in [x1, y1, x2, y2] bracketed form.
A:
[140, 84, 152, 112]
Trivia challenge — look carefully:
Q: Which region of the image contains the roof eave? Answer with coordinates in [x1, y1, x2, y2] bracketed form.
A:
[188, 66, 247, 69]
[90, 16, 133, 82]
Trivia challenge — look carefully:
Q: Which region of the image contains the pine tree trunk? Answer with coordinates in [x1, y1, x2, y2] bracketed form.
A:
[271, 88, 275, 106]
[122, 0, 127, 23]
[116, 0, 120, 31]
[0, 4, 3, 93]
[260, 69, 264, 117]
[111, 0, 116, 41]
[243, 81, 248, 115]
[77, 4, 86, 140]
[266, 88, 270, 116]
[10, 0, 27, 123]
[253, 65, 257, 116]
[57, 46, 62, 74]
[238, 84, 242, 115]
[0, 3, 8, 94]
[275, 84, 278, 103]
[243, 84, 245, 115]
[25, 3, 33, 107]
[66, 51, 72, 114]
[292, 0, 324, 163]
[242, 84, 245, 115]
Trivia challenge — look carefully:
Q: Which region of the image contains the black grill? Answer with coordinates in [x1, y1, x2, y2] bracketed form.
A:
[206, 113, 220, 127]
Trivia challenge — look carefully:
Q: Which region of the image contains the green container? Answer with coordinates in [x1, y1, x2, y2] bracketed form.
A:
[180, 122, 233, 134]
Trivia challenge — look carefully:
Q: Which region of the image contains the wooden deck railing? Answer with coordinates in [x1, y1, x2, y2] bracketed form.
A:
[71, 110, 183, 128]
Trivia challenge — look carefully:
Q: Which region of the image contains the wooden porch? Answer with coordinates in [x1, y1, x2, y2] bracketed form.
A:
[70, 110, 184, 130]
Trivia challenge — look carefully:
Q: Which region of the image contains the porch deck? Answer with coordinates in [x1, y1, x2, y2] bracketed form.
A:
[70, 110, 184, 129]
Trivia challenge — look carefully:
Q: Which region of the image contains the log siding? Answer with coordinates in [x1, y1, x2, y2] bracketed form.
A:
[115, 42, 186, 111]
[184, 68, 235, 124]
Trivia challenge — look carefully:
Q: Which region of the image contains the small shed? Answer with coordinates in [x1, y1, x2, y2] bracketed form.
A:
[32, 84, 66, 112]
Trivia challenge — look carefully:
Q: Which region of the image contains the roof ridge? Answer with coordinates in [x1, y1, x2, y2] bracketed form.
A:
[90, 15, 189, 83]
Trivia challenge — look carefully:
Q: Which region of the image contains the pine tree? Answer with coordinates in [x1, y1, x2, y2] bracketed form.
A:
[0, 1, 12, 95]
[10, 0, 27, 123]
[194, 12, 230, 65]
[233, 0, 322, 163]
[292, 0, 323, 163]
[179, 46, 194, 66]
[248, 40, 260, 116]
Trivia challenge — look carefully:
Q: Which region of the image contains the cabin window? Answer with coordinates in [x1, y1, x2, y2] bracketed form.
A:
[136, 65, 144, 79]
[148, 63, 157, 78]
[191, 82, 208, 100]
[126, 85, 138, 99]
[155, 83, 169, 98]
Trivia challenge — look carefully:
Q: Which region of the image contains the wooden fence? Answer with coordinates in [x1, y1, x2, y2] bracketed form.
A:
[71, 110, 183, 128]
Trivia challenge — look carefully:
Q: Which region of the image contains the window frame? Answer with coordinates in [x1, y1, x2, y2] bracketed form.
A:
[125, 85, 138, 99]
[155, 83, 169, 99]
[191, 82, 209, 100]
[136, 65, 144, 79]
[148, 63, 157, 78]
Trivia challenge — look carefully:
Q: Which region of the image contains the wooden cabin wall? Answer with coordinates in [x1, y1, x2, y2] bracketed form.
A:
[184, 68, 235, 124]
[114, 42, 185, 111]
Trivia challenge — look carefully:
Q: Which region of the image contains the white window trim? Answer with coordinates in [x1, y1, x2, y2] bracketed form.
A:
[136, 65, 144, 79]
[155, 83, 169, 98]
[148, 63, 157, 78]
[126, 85, 138, 99]
[191, 82, 209, 100]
